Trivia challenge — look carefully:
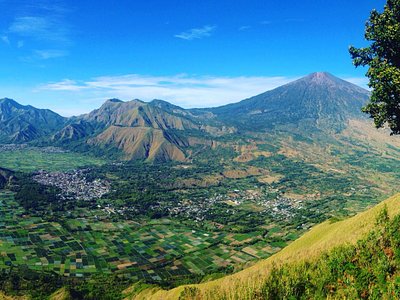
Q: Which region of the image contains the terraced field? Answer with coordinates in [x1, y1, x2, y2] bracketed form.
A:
[0, 192, 278, 283]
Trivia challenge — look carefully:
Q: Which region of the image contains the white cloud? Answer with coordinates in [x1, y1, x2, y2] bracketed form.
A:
[3, 1, 71, 61]
[43, 79, 84, 91]
[175, 25, 216, 40]
[39, 74, 297, 112]
[34, 49, 68, 59]
[9, 16, 70, 43]
[344, 77, 370, 89]
[33, 73, 371, 117]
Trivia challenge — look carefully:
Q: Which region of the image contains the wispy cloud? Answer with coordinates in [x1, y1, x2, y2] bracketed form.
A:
[34, 49, 68, 59]
[38, 73, 297, 115]
[34, 73, 370, 116]
[44, 79, 86, 91]
[175, 25, 216, 40]
[23, 0, 70, 14]
[1, 35, 10, 44]
[1, 0, 71, 60]
[344, 77, 370, 89]
[239, 25, 251, 31]
[9, 16, 70, 43]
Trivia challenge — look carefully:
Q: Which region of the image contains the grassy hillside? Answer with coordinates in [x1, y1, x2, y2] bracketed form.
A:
[127, 192, 400, 299]
[0, 288, 71, 300]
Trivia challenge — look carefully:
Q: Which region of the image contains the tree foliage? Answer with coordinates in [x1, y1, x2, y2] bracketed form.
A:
[350, 0, 400, 134]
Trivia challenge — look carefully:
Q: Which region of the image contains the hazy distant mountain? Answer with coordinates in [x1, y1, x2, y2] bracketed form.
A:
[0, 98, 66, 143]
[209, 72, 370, 131]
[0, 73, 373, 161]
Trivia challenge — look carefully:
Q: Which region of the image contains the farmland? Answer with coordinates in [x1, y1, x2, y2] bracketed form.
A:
[0, 191, 280, 285]
[1, 137, 400, 292]
[0, 145, 104, 172]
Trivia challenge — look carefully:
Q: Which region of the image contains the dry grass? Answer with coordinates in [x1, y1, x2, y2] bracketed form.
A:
[48, 288, 71, 300]
[343, 119, 400, 155]
[0, 292, 28, 300]
[257, 174, 283, 184]
[90, 125, 186, 161]
[128, 193, 400, 300]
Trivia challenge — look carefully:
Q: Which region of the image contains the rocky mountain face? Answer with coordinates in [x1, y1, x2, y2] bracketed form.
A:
[209, 72, 370, 132]
[0, 98, 66, 143]
[52, 99, 230, 161]
[0, 73, 373, 161]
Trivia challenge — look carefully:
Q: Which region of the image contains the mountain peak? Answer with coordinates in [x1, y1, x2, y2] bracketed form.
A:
[0, 98, 22, 107]
[211, 72, 370, 131]
[309, 71, 332, 77]
[105, 98, 123, 104]
[0, 98, 65, 143]
[309, 71, 332, 80]
[301, 72, 341, 85]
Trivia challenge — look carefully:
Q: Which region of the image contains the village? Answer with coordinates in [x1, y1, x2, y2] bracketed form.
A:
[31, 165, 306, 225]
[32, 169, 110, 201]
[0, 144, 67, 153]
[164, 187, 305, 223]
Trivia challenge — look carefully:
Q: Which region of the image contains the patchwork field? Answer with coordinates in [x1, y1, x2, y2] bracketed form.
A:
[0, 191, 278, 283]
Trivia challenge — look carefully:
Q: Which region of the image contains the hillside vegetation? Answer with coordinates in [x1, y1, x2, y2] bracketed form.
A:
[127, 193, 400, 299]
[0, 98, 65, 143]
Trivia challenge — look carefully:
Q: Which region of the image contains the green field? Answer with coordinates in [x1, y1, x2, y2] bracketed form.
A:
[0, 191, 277, 283]
[0, 149, 105, 172]
[132, 194, 400, 300]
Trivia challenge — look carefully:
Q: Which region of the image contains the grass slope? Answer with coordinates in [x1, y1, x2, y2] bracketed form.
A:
[0, 289, 71, 300]
[127, 193, 400, 300]
[0, 292, 27, 300]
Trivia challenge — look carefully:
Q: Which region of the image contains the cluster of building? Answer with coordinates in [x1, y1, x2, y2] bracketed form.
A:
[164, 187, 305, 223]
[0, 144, 67, 153]
[258, 196, 304, 220]
[165, 195, 223, 222]
[0, 144, 28, 151]
[33, 169, 110, 201]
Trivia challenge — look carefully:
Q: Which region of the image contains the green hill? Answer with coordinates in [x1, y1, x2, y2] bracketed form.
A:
[0, 98, 66, 143]
[126, 192, 400, 299]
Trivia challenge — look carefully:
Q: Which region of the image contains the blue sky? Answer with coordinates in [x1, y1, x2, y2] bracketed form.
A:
[0, 0, 385, 116]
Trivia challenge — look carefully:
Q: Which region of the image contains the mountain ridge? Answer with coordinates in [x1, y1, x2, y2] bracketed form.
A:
[0, 72, 372, 161]
[207, 72, 370, 132]
[0, 98, 66, 143]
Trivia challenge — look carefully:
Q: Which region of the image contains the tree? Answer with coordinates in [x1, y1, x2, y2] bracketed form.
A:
[350, 0, 400, 134]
